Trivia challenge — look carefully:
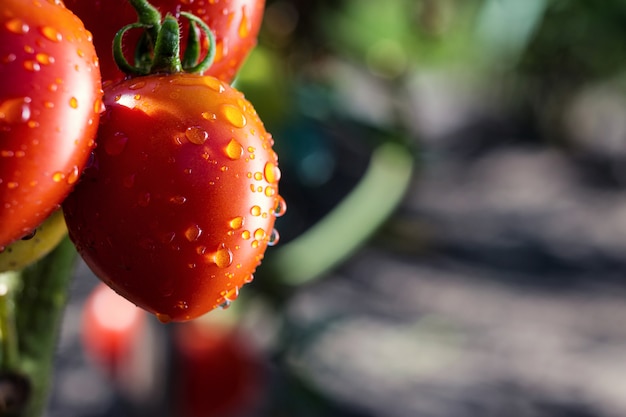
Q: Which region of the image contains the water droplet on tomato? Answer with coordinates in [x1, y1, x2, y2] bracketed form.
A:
[241, 230, 251, 240]
[23, 60, 40, 72]
[201, 111, 216, 120]
[52, 172, 65, 182]
[254, 228, 265, 240]
[69, 97, 78, 109]
[264, 186, 276, 197]
[67, 165, 80, 184]
[156, 313, 171, 323]
[225, 287, 239, 301]
[184, 225, 202, 241]
[238, 6, 251, 37]
[129, 80, 146, 90]
[213, 244, 233, 268]
[40, 26, 62, 42]
[203, 76, 223, 92]
[185, 126, 208, 145]
[244, 274, 254, 284]
[274, 195, 287, 217]
[94, 98, 105, 114]
[253, 172, 263, 181]
[264, 161, 281, 183]
[250, 205, 261, 216]
[221, 104, 246, 128]
[267, 228, 281, 246]
[219, 299, 231, 310]
[104, 132, 128, 156]
[229, 216, 244, 230]
[169, 195, 187, 205]
[35, 53, 54, 65]
[176, 300, 189, 310]
[0, 97, 31, 123]
[225, 138, 244, 160]
[5, 19, 29, 34]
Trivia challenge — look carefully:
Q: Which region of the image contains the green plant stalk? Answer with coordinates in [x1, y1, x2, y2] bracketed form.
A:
[14, 237, 78, 417]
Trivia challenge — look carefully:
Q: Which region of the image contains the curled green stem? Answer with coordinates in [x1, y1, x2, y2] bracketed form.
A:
[113, 0, 217, 76]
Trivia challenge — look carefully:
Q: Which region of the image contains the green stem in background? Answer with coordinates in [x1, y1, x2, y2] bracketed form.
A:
[0, 272, 20, 373]
[261, 141, 414, 288]
[0, 236, 77, 417]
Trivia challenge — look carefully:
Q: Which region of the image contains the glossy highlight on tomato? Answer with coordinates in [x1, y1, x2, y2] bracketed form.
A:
[64, 0, 265, 83]
[63, 73, 283, 322]
[0, 0, 102, 248]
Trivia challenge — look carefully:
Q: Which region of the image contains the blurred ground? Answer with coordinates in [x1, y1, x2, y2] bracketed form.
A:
[47, 92, 626, 416]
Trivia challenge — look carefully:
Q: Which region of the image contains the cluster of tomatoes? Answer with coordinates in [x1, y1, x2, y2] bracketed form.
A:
[0, 0, 283, 322]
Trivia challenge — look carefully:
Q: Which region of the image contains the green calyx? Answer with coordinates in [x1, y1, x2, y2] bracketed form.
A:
[113, 0, 216, 76]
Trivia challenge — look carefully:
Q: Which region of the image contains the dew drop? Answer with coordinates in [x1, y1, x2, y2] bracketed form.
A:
[184, 225, 202, 241]
[225, 287, 239, 302]
[69, 97, 78, 109]
[250, 205, 261, 216]
[129, 80, 146, 90]
[169, 195, 187, 205]
[176, 300, 189, 310]
[241, 230, 251, 240]
[253, 228, 265, 240]
[268, 228, 280, 246]
[274, 195, 287, 217]
[229, 216, 244, 230]
[244, 274, 254, 284]
[213, 244, 233, 268]
[67, 165, 80, 184]
[221, 104, 247, 128]
[40, 26, 62, 42]
[35, 53, 54, 65]
[219, 299, 231, 310]
[104, 132, 128, 156]
[238, 6, 250, 38]
[185, 126, 208, 145]
[264, 161, 281, 183]
[264, 186, 276, 197]
[156, 313, 171, 324]
[253, 172, 263, 181]
[225, 138, 244, 160]
[251, 240, 259, 248]
[203, 75, 223, 92]
[23, 60, 40, 72]
[202, 111, 216, 120]
[52, 171, 65, 182]
[0, 97, 31, 123]
[5, 19, 29, 34]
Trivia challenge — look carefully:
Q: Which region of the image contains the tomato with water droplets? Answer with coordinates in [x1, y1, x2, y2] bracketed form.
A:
[63, 73, 283, 322]
[0, 0, 102, 248]
[64, 0, 265, 83]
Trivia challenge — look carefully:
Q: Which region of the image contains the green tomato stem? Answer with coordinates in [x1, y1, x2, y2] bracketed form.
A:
[113, 0, 217, 76]
[0, 271, 20, 373]
[150, 15, 182, 73]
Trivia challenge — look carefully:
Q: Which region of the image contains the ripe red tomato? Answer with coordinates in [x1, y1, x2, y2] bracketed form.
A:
[173, 321, 265, 417]
[81, 283, 147, 379]
[0, 0, 102, 247]
[64, 0, 265, 83]
[63, 73, 283, 322]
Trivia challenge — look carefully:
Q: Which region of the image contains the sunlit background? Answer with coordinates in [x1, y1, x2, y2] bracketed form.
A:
[49, 1, 626, 416]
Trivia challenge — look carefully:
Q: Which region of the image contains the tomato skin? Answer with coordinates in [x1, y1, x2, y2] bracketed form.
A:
[0, 0, 102, 247]
[64, 0, 265, 83]
[63, 73, 281, 322]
